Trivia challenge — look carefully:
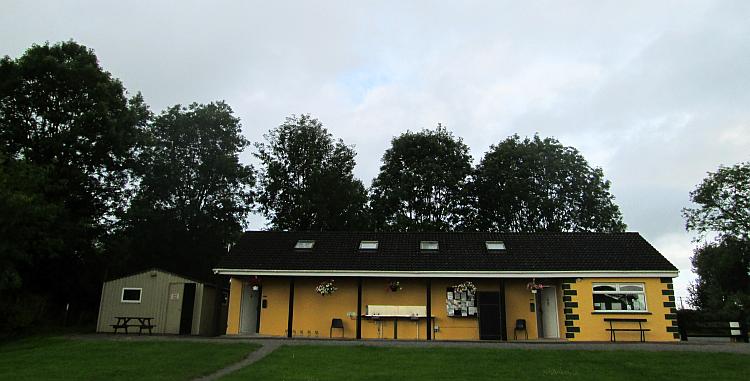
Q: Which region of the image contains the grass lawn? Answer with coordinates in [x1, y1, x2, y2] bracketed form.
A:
[221, 345, 750, 381]
[0, 337, 259, 381]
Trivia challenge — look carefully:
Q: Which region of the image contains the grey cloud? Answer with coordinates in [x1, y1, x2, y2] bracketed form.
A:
[3, 0, 748, 302]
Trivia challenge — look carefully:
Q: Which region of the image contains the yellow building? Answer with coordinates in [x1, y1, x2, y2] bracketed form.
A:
[214, 232, 679, 342]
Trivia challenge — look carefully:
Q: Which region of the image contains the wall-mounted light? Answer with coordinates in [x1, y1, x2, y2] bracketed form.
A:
[252, 285, 259, 291]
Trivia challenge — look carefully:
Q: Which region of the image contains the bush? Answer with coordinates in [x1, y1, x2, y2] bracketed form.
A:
[0, 292, 48, 334]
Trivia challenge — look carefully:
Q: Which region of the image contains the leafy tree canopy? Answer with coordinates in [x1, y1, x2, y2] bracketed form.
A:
[689, 238, 750, 315]
[683, 162, 750, 242]
[370, 125, 473, 231]
[0, 41, 149, 226]
[0, 155, 63, 291]
[0, 41, 148, 308]
[112, 102, 254, 278]
[472, 134, 626, 232]
[254, 114, 370, 231]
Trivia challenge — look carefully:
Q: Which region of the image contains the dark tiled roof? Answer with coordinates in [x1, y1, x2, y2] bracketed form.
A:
[215, 231, 677, 273]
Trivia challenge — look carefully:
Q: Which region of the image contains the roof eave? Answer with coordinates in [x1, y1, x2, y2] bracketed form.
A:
[212, 268, 679, 278]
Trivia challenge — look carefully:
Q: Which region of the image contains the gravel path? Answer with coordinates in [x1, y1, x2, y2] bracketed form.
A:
[70, 333, 750, 354]
[191, 340, 281, 381]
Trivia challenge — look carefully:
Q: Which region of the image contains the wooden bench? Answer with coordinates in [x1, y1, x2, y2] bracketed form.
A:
[112, 317, 156, 335]
[680, 321, 748, 342]
[604, 318, 650, 342]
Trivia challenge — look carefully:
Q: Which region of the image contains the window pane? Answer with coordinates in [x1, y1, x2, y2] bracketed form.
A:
[593, 285, 617, 292]
[620, 285, 644, 292]
[294, 240, 315, 249]
[122, 289, 141, 301]
[485, 241, 506, 250]
[593, 292, 646, 311]
[420, 241, 439, 250]
[359, 241, 378, 250]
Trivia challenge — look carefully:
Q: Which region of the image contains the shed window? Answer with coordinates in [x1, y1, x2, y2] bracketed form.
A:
[485, 241, 506, 251]
[294, 240, 315, 249]
[121, 288, 142, 303]
[593, 283, 647, 312]
[420, 241, 439, 251]
[359, 241, 378, 250]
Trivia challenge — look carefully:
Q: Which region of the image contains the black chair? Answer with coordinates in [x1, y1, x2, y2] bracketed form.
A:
[330, 318, 344, 338]
[514, 319, 528, 340]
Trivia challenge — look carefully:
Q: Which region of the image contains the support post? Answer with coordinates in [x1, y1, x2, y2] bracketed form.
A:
[499, 279, 507, 341]
[426, 278, 432, 340]
[287, 278, 294, 338]
[356, 277, 362, 339]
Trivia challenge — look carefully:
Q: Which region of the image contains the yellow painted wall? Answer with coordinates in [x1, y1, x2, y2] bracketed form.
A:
[290, 277, 358, 338]
[430, 279, 499, 341]
[258, 277, 290, 336]
[223, 276, 676, 342]
[361, 278, 427, 340]
[226, 277, 243, 334]
[569, 277, 677, 342]
[504, 279, 539, 340]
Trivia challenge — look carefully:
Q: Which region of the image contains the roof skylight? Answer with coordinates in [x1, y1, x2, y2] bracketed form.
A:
[359, 241, 378, 250]
[486, 241, 506, 251]
[420, 241, 439, 251]
[294, 240, 315, 249]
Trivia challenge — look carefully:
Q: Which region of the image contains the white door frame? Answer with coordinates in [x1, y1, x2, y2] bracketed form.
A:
[540, 286, 560, 339]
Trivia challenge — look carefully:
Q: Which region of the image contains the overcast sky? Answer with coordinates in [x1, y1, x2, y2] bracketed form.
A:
[3, 0, 749, 303]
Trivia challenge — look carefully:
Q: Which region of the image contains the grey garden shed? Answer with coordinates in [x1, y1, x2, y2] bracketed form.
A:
[96, 268, 227, 335]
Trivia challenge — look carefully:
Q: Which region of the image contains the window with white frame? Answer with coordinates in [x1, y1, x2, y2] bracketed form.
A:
[592, 283, 647, 312]
[121, 288, 142, 303]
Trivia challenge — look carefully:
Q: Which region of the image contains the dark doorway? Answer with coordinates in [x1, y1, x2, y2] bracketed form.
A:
[179, 283, 196, 335]
[477, 291, 503, 340]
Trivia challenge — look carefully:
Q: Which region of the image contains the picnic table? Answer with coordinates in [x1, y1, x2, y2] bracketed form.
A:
[112, 316, 156, 335]
[604, 318, 649, 342]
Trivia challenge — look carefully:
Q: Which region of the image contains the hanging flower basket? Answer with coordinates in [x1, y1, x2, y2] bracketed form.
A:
[388, 280, 402, 292]
[315, 280, 337, 296]
[526, 279, 546, 293]
[453, 281, 477, 294]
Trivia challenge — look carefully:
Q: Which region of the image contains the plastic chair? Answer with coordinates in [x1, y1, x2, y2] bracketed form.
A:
[514, 319, 528, 340]
[330, 318, 344, 338]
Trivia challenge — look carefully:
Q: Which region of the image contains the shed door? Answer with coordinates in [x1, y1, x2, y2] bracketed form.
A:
[165, 283, 184, 334]
[179, 283, 196, 335]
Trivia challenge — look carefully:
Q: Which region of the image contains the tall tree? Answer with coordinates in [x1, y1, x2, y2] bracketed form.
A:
[370, 125, 473, 231]
[0, 41, 149, 319]
[472, 134, 625, 232]
[689, 239, 750, 315]
[683, 162, 750, 314]
[112, 102, 254, 278]
[254, 114, 369, 231]
[682, 162, 750, 242]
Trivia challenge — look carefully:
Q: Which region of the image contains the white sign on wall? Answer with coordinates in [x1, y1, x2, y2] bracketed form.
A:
[170, 293, 180, 300]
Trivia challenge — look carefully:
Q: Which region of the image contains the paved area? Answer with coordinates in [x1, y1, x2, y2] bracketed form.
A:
[71, 333, 750, 354]
[192, 340, 281, 381]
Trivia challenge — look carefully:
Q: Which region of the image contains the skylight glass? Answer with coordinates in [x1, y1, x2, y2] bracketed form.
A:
[294, 240, 315, 249]
[420, 241, 439, 251]
[359, 241, 378, 250]
[485, 241, 506, 251]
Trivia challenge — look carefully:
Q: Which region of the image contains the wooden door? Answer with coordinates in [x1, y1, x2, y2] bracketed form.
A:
[539, 287, 560, 338]
[477, 291, 503, 340]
